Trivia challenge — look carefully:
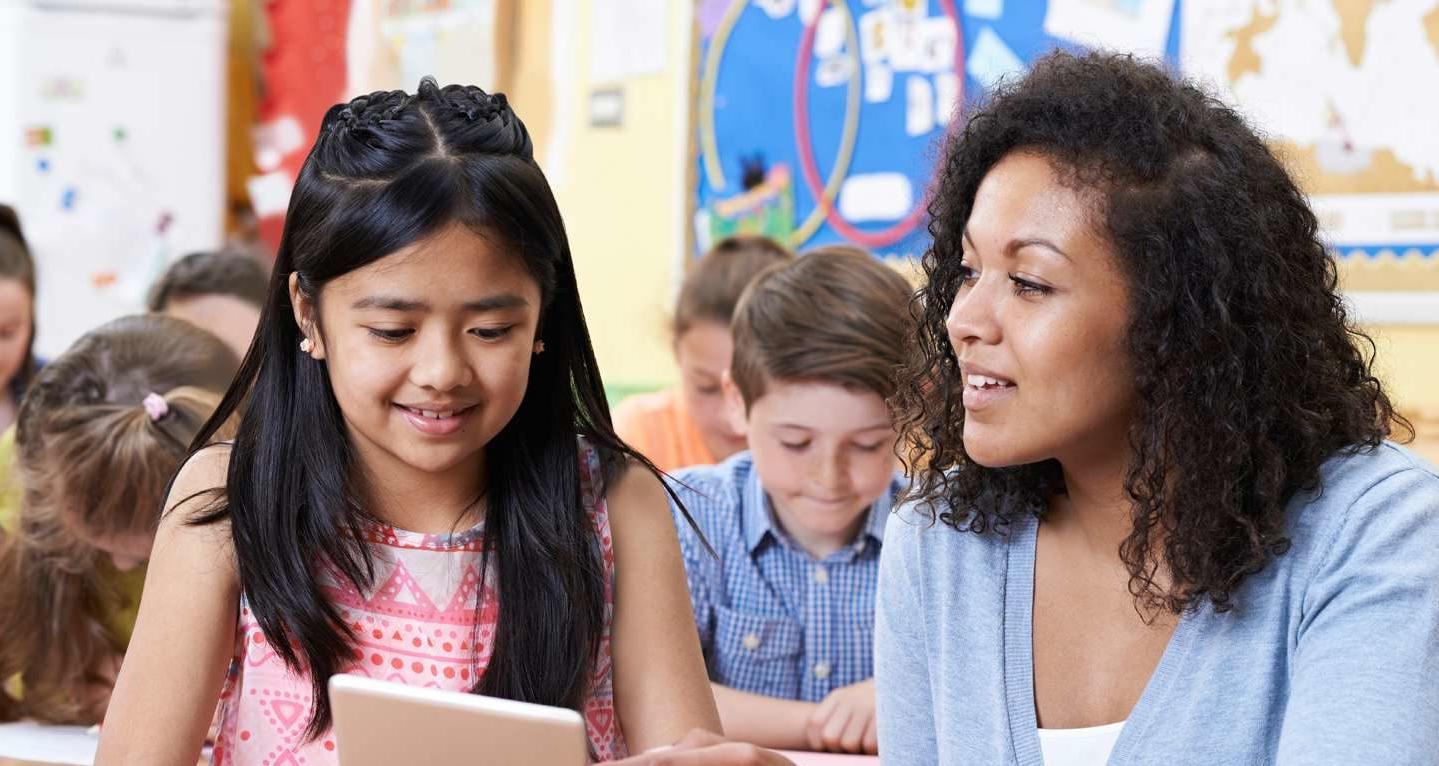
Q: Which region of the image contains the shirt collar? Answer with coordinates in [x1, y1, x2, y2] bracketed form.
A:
[741, 464, 903, 556]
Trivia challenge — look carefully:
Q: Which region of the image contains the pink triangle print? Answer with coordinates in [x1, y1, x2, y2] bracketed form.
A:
[269, 699, 306, 731]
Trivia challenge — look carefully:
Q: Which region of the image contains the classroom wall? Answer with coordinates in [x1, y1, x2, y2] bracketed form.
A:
[483, 2, 1439, 460]
[1369, 325, 1439, 462]
[527, 0, 693, 396]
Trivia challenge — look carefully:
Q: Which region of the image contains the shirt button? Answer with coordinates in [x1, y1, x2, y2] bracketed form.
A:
[812, 566, 829, 585]
[813, 661, 831, 679]
[742, 633, 761, 651]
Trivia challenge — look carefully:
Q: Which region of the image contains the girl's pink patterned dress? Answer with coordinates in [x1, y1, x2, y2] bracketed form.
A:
[211, 441, 626, 764]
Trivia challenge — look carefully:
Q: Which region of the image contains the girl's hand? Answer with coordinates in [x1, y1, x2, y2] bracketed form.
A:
[805, 678, 878, 754]
[613, 729, 797, 765]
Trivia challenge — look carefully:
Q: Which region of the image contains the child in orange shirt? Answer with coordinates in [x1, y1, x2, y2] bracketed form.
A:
[613, 236, 793, 472]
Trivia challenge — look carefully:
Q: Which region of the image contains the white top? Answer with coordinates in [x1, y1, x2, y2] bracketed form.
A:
[1038, 721, 1126, 766]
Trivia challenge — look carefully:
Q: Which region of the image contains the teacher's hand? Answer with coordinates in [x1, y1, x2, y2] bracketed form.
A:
[613, 729, 797, 765]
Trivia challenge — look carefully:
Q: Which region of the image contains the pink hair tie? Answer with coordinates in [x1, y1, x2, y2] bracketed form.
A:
[142, 392, 169, 421]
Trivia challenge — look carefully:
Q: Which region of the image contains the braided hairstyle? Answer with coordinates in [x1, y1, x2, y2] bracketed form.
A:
[895, 52, 1406, 615]
[187, 79, 677, 738]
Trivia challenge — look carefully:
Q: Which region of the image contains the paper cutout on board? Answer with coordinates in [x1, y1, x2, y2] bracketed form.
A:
[815, 7, 847, 58]
[702, 160, 797, 248]
[965, 0, 1003, 20]
[866, 62, 894, 102]
[967, 26, 1024, 90]
[934, 71, 960, 125]
[755, 0, 797, 19]
[839, 172, 914, 222]
[860, 9, 892, 64]
[1044, 0, 1177, 60]
[905, 75, 935, 136]
[816, 56, 856, 87]
[889, 18, 927, 71]
[918, 17, 958, 73]
[799, 0, 822, 25]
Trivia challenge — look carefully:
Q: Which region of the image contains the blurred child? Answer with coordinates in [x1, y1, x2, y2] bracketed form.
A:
[0, 205, 40, 434]
[98, 80, 718, 765]
[668, 246, 912, 755]
[147, 248, 269, 358]
[614, 235, 793, 472]
[0, 314, 238, 724]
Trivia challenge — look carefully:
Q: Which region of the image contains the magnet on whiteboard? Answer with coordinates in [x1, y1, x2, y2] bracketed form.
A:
[906, 76, 935, 136]
[24, 126, 52, 147]
[865, 62, 894, 102]
[60, 186, 78, 211]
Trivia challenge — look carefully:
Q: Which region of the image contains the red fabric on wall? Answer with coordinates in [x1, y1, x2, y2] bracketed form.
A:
[255, 0, 350, 251]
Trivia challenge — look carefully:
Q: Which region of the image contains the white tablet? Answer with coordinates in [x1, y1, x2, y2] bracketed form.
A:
[328, 673, 589, 765]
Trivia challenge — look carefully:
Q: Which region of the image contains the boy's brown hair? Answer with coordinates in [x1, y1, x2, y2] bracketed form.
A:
[730, 245, 913, 408]
[673, 235, 794, 340]
[146, 249, 270, 312]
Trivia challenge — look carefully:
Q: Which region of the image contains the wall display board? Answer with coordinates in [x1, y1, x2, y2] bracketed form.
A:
[692, 0, 1182, 260]
[1183, 0, 1439, 320]
[692, 0, 1438, 324]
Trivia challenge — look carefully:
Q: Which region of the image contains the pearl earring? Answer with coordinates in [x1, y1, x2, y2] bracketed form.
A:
[533, 340, 545, 354]
[300, 338, 313, 354]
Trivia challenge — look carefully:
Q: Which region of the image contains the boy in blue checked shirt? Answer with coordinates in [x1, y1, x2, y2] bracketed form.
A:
[667, 246, 911, 756]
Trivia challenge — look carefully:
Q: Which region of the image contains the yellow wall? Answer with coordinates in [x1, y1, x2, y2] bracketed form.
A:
[1368, 325, 1439, 463]
[538, 1, 692, 393]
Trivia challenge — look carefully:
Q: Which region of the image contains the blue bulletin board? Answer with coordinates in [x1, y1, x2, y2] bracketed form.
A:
[691, 0, 1183, 260]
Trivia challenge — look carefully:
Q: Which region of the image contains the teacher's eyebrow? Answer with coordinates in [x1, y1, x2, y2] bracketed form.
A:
[961, 228, 1073, 263]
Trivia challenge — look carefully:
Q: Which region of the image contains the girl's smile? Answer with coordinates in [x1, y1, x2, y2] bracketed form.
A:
[394, 401, 479, 436]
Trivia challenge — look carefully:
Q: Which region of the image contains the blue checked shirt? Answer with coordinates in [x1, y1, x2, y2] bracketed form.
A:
[668, 451, 905, 702]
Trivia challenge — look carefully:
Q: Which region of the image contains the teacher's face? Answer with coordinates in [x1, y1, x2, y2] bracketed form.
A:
[945, 151, 1136, 469]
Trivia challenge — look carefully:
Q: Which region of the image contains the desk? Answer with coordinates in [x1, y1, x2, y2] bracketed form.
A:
[0, 724, 877, 766]
[775, 752, 879, 765]
[0, 723, 94, 766]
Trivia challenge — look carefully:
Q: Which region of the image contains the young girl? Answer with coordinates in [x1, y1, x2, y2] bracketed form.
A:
[0, 314, 238, 724]
[613, 235, 792, 472]
[98, 80, 718, 764]
[0, 205, 40, 434]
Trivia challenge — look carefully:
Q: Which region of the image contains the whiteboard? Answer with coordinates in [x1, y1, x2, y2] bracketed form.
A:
[3, 0, 227, 358]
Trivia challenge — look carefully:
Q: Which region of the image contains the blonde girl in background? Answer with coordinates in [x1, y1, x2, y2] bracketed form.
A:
[614, 235, 793, 472]
[0, 314, 238, 724]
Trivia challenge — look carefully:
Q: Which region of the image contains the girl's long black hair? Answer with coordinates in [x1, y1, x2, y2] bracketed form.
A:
[188, 79, 683, 737]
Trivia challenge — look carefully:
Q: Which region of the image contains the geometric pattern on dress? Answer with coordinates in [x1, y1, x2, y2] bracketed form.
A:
[211, 438, 629, 764]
